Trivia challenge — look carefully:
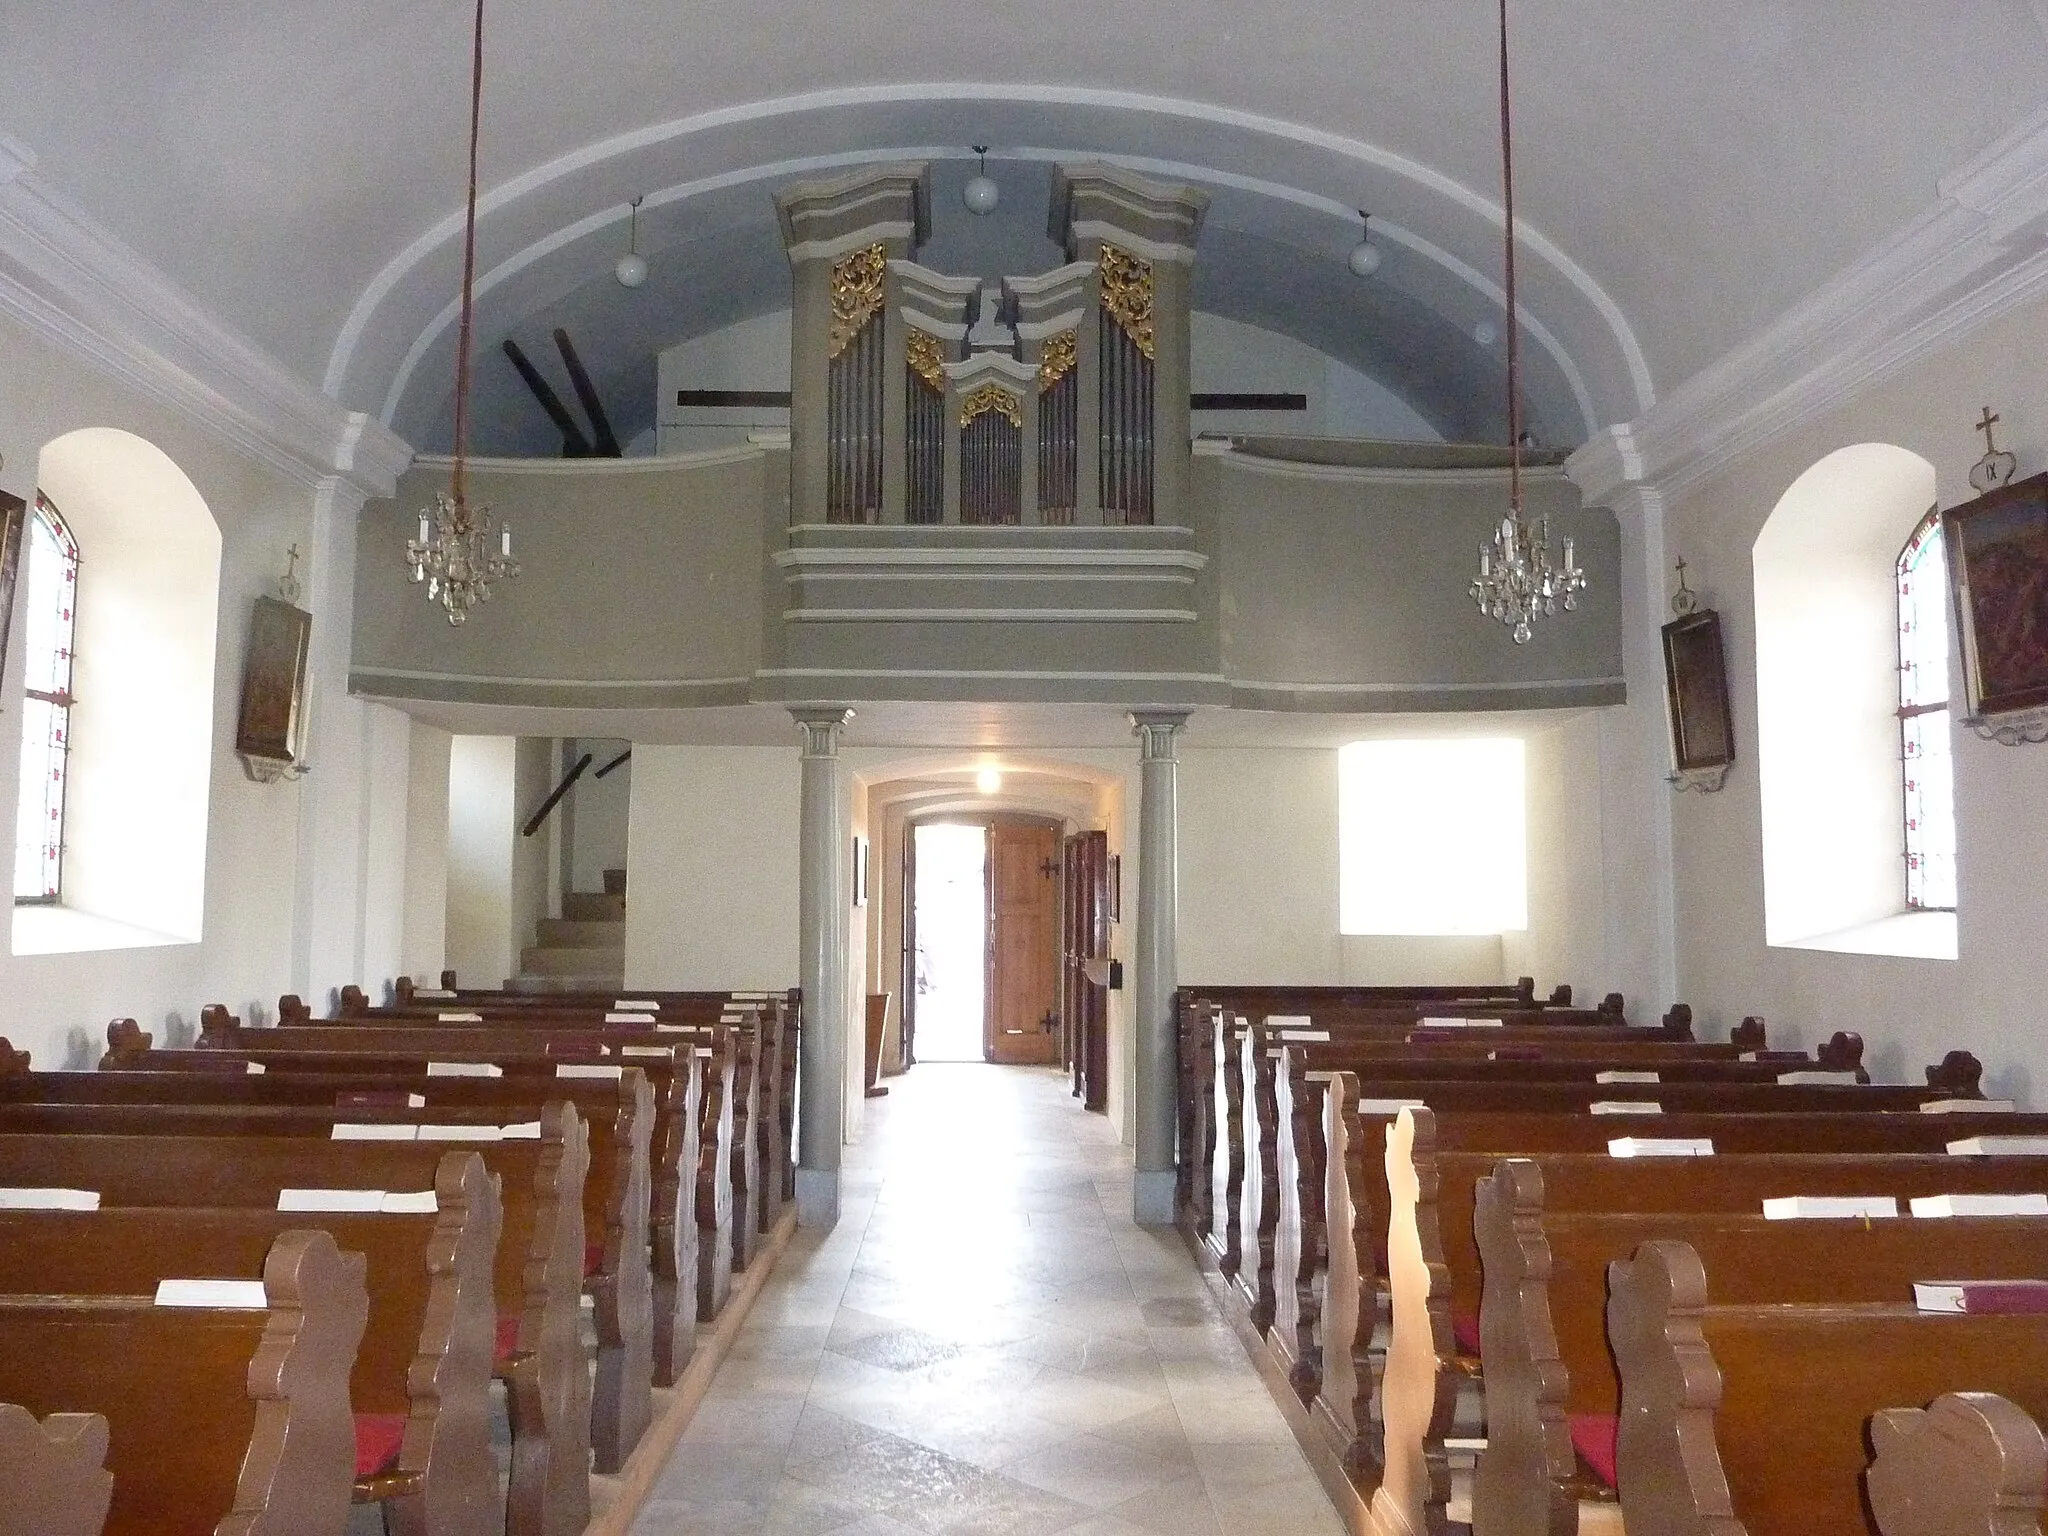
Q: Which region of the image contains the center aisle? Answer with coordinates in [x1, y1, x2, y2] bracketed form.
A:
[629, 1063, 1346, 1535]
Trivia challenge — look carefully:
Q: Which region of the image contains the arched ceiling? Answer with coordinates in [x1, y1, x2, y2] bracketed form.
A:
[7, 1, 2047, 456]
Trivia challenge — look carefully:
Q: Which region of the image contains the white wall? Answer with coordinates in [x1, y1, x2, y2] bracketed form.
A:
[510, 736, 557, 963]
[567, 738, 632, 894]
[655, 312, 792, 453]
[623, 745, 800, 989]
[1191, 313, 1443, 441]
[445, 735, 516, 989]
[401, 723, 451, 981]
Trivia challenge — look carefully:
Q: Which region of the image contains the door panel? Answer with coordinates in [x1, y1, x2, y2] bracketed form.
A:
[987, 821, 1061, 1065]
[1061, 829, 1111, 1109]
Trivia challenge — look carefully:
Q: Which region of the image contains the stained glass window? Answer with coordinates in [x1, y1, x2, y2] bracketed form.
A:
[1897, 509, 1956, 911]
[13, 495, 78, 903]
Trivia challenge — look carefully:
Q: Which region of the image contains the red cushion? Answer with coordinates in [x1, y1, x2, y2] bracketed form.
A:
[584, 1241, 604, 1279]
[1569, 1412, 1619, 1489]
[495, 1314, 521, 1362]
[353, 1412, 408, 1480]
[1452, 1310, 1482, 1357]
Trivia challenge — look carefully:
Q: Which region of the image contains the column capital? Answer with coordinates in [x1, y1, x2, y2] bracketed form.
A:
[1129, 709, 1191, 761]
[790, 706, 855, 757]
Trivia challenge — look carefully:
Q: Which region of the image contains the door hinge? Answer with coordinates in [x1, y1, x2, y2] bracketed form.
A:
[1038, 856, 1058, 878]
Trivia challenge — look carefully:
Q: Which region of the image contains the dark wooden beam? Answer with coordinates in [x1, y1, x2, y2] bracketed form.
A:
[502, 339, 593, 457]
[553, 329, 622, 457]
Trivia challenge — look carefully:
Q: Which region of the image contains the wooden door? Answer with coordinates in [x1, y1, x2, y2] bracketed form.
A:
[1061, 829, 1111, 1109]
[986, 821, 1061, 1064]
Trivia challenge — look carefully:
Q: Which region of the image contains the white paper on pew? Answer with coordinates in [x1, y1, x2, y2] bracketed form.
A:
[244, 1061, 266, 1075]
[499, 1122, 542, 1140]
[426, 1061, 501, 1077]
[619, 1045, 672, 1058]
[655, 1023, 695, 1034]
[1272, 1029, 1330, 1043]
[1266, 1015, 1312, 1028]
[331, 1123, 417, 1141]
[1607, 1137, 1714, 1158]
[1922, 1099, 2016, 1113]
[437, 1011, 485, 1023]
[1590, 1101, 1663, 1114]
[614, 999, 660, 1011]
[380, 1190, 440, 1213]
[277, 1188, 386, 1212]
[415, 1124, 502, 1141]
[155, 1279, 268, 1309]
[1596, 1071, 1660, 1084]
[414, 988, 456, 999]
[1912, 1193, 2048, 1217]
[406, 1093, 426, 1108]
[1356, 1098, 1428, 1115]
[605, 1012, 657, 1024]
[1763, 1195, 1898, 1220]
[1738, 1052, 1761, 1062]
[0, 1187, 99, 1210]
[556, 1063, 624, 1080]
[1948, 1136, 2048, 1155]
[1775, 1071, 1860, 1084]
[1420, 1017, 1502, 1028]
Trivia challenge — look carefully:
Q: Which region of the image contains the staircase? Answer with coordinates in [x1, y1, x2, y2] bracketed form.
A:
[513, 867, 626, 992]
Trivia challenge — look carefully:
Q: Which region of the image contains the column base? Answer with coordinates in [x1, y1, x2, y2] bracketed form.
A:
[795, 1168, 841, 1228]
[1133, 1170, 1177, 1227]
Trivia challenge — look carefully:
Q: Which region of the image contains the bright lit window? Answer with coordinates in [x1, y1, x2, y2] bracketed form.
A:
[13, 495, 79, 903]
[1897, 510, 1956, 910]
[1338, 739, 1526, 935]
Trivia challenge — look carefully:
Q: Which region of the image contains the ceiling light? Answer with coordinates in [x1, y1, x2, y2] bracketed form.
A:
[1348, 210, 1382, 277]
[1473, 319, 1499, 346]
[614, 195, 647, 288]
[1468, 0, 1584, 645]
[406, 0, 519, 626]
[976, 766, 1003, 794]
[963, 146, 999, 217]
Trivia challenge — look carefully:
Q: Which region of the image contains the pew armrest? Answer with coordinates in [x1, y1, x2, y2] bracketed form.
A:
[0, 1405, 113, 1536]
[1867, 1392, 2048, 1536]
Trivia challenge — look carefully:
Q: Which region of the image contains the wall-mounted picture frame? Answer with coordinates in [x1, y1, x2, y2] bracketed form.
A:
[1942, 471, 2048, 720]
[0, 491, 23, 701]
[234, 595, 313, 782]
[1107, 853, 1121, 923]
[1661, 608, 1736, 777]
[852, 833, 869, 907]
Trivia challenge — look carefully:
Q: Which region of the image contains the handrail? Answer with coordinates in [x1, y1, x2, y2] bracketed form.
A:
[593, 748, 632, 780]
[521, 752, 591, 838]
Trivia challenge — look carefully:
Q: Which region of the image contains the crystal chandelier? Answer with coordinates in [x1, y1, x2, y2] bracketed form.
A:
[406, 0, 518, 626]
[1468, 0, 1585, 645]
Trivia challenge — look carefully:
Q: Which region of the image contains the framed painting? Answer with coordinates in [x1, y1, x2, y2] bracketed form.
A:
[234, 595, 312, 781]
[0, 491, 22, 699]
[1661, 608, 1736, 773]
[1942, 471, 2048, 719]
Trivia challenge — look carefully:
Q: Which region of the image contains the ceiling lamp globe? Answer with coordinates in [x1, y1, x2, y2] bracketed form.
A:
[976, 766, 1003, 794]
[963, 173, 1000, 216]
[614, 251, 648, 288]
[1348, 238, 1382, 277]
[1474, 319, 1499, 346]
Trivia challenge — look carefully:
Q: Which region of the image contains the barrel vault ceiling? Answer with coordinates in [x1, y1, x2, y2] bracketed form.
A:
[7, 1, 2047, 459]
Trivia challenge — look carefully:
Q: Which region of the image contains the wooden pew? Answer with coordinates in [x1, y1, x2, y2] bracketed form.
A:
[1473, 1159, 2048, 1533]
[1865, 1391, 2048, 1536]
[0, 1152, 503, 1536]
[0, 1228, 367, 1536]
[1607, 1237, 2048, 1535]
[0, 1405, 112, 1536]
[0, 1107, 592, 1536]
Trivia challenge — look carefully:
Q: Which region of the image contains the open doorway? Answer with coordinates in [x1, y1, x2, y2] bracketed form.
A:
[911, 823, 987, 1061]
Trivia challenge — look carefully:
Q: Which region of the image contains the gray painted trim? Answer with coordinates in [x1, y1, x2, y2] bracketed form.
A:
[1133, 1170, 1178, 1227]
[351, 669, 754, 709]
[1228, 677, 1627, 712]
[754, 666, 1235, 707]
[1213, 450, 1577, 488]
[781, 606, 1199, 623]
[409, 444, 773, 475]
[774, 546, 1209, 569]
[792, 569, 1195, 584]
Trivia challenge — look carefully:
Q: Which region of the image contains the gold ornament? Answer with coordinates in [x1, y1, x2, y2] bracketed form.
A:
[829, 244, 888, 359]
[906, 329, 946, 391]
[1038, 330, 1078, 391]
[960, 383, 1023, 429]
[1098, 244, 1155, 360]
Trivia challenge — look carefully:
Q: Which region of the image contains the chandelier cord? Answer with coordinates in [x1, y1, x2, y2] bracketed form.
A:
[1498, 0, 1521, 516]
[450, 0, 485, 512]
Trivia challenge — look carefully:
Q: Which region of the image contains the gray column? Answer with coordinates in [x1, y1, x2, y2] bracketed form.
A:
[792, 706, 854, 1226]
[1130, 709, 1189, 1225]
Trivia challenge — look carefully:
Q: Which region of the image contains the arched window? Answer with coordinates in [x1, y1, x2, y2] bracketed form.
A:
[12, 495, 78, 903]
[1897, 511, 1956, 910]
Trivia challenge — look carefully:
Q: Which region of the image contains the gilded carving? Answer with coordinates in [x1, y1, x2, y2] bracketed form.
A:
[1098, 244, 1156, 360]
[1038, 330, 1078, 391]
[828, 244, 888, 359]
[906, 329, 945, 391]
[960, 384, 1023, 429]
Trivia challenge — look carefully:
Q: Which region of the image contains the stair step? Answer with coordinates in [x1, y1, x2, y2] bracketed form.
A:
[520, 944, 625, 976]
[603, 867, 627, 896]
[536, 917, 624, 947]
[562, 892, 626, 922]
